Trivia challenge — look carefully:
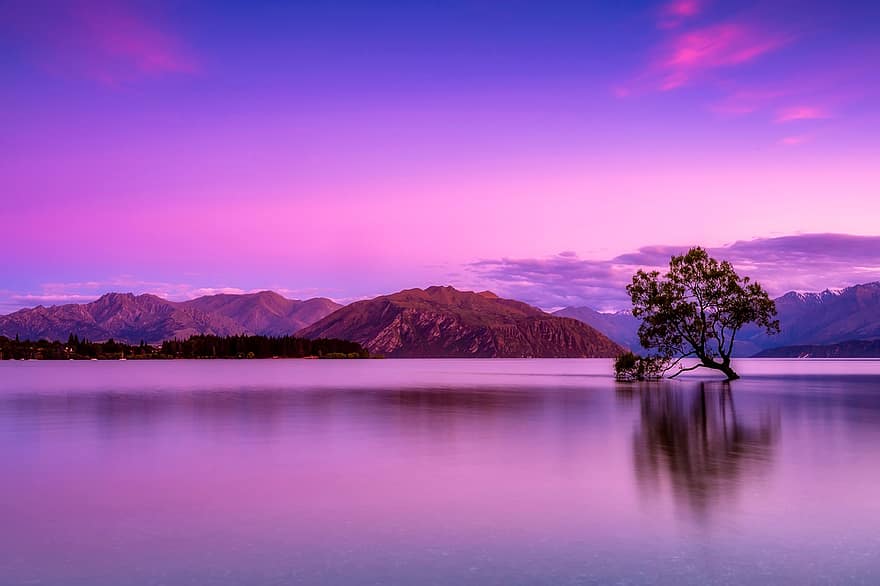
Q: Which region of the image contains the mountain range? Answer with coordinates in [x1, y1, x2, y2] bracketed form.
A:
[754, 339, 880, 358]
[0, 286, 622, 358]
[554, 282, 880, 356]
[0, 291, 340, 345]
[3, 281, 879, 357]
[740, 284, 880, 350]
[298, 286, 623, 358]
[184, 291, 340, 336]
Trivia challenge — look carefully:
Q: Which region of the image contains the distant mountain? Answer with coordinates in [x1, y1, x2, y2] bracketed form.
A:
[296, 286, 624, 358]
[0, 291, 341, 344]
[754, 339, 880, 358]
[741, 283, 880, 352]
[552, 307, 642, 350]
[555, 305, 765, 356]
[559, 282, 880, 356]
[0, 293, 246, 344]
[183, 291, 340, 336]
[8, 281, 879, 355]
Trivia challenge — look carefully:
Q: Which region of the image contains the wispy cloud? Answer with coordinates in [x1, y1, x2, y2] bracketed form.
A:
[80, 2, 197, 81]
[657, 0, 703, 29]
[618, 13, 792, 96]
[6, 0, 197, 85]
[708, 89, 786, 116]
[655, 23, 790, 90]
[775, 105, 829, 123]
[2, 279, 221, 310]
[7, 293, 99, 304]
[778, 134, 811, 146]
[467, 234, 880, 311]
[617, 4, 861, 145]
[466, 252, 630, 312]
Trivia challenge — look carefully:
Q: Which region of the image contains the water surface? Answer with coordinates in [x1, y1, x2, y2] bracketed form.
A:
[1, 359, 879, 585]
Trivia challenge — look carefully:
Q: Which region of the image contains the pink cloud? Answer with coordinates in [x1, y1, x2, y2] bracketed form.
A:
[775, 106, 829, 123]
[76, 1, 198, 84]
[658, 0, 703, 29]
[708, 89, 786, 116]
[11, 1, 197, 85]
[778, 134, 811, 146]
[469, 234, 880, 310]
[10, 293, 98, 304]
[656, 23, 790, 90]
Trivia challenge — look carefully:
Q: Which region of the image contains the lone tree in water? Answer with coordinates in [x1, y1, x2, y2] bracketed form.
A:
[626, 247, 779, 381]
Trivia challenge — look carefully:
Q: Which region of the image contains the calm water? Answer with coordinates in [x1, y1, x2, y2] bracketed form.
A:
[2, 359, 880, 585]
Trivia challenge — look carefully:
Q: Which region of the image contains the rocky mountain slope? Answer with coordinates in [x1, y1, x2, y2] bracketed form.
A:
[0, 291, 340, 344]
[296, 286, 624, 358]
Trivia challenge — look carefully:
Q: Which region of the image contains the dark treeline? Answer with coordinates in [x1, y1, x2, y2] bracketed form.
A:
[0, 334, 369, 360]
[160, 335, 368, 359]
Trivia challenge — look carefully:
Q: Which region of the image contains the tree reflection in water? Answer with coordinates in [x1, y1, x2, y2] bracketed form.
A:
[621, 382, 778, 520]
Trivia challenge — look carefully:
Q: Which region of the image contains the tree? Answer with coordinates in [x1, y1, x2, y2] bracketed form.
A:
[626, 247, 779, 381]
[614, 351, 669, 381]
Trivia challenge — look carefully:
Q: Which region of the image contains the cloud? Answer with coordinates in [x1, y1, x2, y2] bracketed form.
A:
[618, 14, 792, 97]
[0, 280, 244, 314]
[775, 106, 829, 123]
[466, 252, 630, 311]
[7, 236, 880, 316]
[619, 5, 856, 146]
[778, 134, 811, 146]
[658, 0, 703, 29]
[0, 287, 88, 314]
[466, 234, 880, 311]
[655, 23, 790, 90]
[708, 89, 786, 116]
[82, 3, 196, 80]
[6, 0, 197, 85]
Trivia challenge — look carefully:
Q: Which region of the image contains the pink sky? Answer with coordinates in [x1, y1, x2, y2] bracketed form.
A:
[2, 0, 880, 311]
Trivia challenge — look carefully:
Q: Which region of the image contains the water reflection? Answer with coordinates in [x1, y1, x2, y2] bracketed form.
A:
[623, 382, 779, 519]
[3, 361, 880, 585]
[0, 387, 559, 431]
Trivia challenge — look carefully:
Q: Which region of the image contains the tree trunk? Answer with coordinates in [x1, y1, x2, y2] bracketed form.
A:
[700, 358, 740, 381]
[719, 364, 740, 381]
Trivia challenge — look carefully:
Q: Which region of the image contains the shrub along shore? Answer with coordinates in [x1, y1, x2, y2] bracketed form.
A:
[0, 334, 370, 360]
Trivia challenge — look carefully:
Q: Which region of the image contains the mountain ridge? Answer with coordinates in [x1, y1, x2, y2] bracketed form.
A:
[0, 291, 341, 344]
[753, 339, 880, 358]
[182, 291, 340, 336]
[296, 285, 624, 358]
[743, 283, 880, 348]
[557, 281, 880, 355]
[5, 281, 880, 355]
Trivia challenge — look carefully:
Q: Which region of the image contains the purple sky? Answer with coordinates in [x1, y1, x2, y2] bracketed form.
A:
[2, 0, 880, 312]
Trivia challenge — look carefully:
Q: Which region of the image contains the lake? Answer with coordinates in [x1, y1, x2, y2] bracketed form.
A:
[1, 359, 879, 585]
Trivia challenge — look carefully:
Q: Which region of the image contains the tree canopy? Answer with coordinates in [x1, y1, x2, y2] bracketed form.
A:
[625, 247, 779, 381]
